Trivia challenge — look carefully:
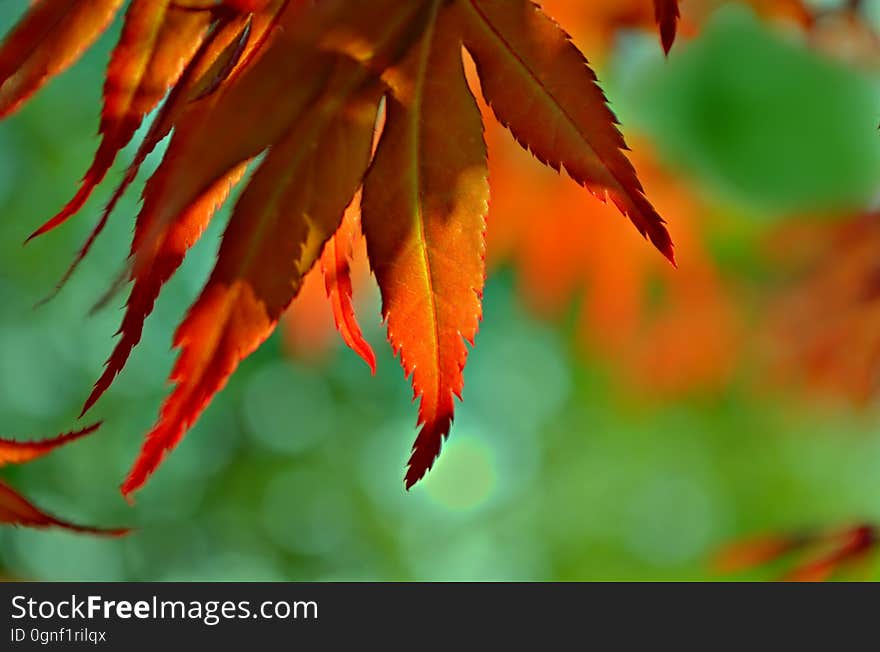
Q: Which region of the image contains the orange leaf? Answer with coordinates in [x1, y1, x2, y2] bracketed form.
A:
[362, 2, 489, 489]
[459, 0, 674, 264]
[80, 11, 289, 416]
[83, 0, 433, 420]
[120, 75, 382, 497]
[320, 200, 376, 374]
[138, 9, 279, 167]
[0, 423, 101, 467]
[26, 0, 211, 241]
[41, 11, 277, 306]
[106, 5, 336, 296]
[0, 0, 123, 118]
[0, 480, 128, 536]
[81, 164, 248, 418]
[1, 0, 699, 494]
[0, 423, 128, 536]
[654, 0, 680, 54]
[126, 0, 431, 290]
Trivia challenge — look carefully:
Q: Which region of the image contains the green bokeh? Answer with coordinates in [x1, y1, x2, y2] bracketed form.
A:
[621, 6, 880, 218]
[0, 3, 879, 581]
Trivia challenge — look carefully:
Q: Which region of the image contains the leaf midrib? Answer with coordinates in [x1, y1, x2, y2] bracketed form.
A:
[407, 0, 443, 401]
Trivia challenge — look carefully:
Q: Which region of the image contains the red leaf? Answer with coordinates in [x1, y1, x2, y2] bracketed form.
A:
[26, 0, 211, 241]
[459, 0, 674, 264]
[362, 2, 489, 488]
[41, 11, 276, 307]
[0, 423, 102, 467]
[125, 0, 428, 295]
[83, 0, 432, 418]
[0, 0, 689, 494]
[0, 423, 128, 536]
[0, 0, 123, 118]
[654, 0, 680, 54]
[121, 76, 381, 497]
[320, 200, 376, 374]
[80, 9, 288, 415]
[0, 480, 128, 536]
[81, 164, 248, 417]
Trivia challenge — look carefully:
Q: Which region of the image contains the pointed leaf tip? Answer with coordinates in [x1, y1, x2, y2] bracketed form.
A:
[461, 0, 674, 261]
[0, 422, 103, 468]
[24, 0, 211, 242]
[0, 423, 128, 536]
[0, 480, 130, 536]
[363, 2, 488, 489]
[404, 418, 452, 490]
[654, 0, 680, 55]
[121, 66, 382, 496]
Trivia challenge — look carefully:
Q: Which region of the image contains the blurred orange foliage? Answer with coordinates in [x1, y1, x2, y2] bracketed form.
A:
[716, 523, 878, 581]
[485, 116, 741, 393]
[766, 214, 880, 404]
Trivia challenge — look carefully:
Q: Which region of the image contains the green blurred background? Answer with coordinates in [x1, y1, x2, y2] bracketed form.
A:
[1, 1, 879, 581]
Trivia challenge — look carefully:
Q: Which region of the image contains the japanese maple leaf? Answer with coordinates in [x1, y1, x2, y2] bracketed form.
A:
[282, 0, 839, 392]
[0, 0, 675, 496]
[0, 424, 128, 535]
